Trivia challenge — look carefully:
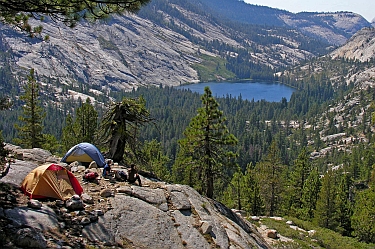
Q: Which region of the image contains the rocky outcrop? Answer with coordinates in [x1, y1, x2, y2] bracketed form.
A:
[331, 28, 375, 62]
[0, 146, 271, 248]
[279, 12, 370, 45]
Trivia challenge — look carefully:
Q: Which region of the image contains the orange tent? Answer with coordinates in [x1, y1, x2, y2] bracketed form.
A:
[21, 163, 83, 200]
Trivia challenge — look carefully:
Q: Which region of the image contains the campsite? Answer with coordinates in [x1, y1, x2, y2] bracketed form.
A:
[0, 143, 273, 248]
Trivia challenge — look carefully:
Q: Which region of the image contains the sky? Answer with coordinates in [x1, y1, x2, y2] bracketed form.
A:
[244, 0, 375, 22]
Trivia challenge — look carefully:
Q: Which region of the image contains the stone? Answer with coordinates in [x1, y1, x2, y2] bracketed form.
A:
[100, 189, 113, 198]
[200, 221, 212, 234]
[251, 216, 260, 221]
[66, 196, 84, 210]
[286, 220, 294, 225]
[267, 229, 278, 239]
[169, 191, 191, 210]
[89, 161, 98, 168]
[308, 230, 316, 237]
[81, 217, 91, 225]
[28, 199, 42, 209]
[15, 227, 47, 249]
[81, 193, 94, 204]
[131, 187, 167, 205]
[116, 186, 132, 195]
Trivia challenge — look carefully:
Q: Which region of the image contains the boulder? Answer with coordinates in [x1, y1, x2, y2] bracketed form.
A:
[14, 227, 47, 249]
[81, 193, 94, 204]
[28, 199, 42, 209]
[131, 186, 167, 205]
[200, 221, 212, 234]
[267, 229, 278, 239]
[169, 191, 191, 210]
[66, 195, 84, 210]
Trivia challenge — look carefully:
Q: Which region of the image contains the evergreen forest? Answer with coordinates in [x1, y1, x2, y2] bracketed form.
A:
[2, 52, 375, 247]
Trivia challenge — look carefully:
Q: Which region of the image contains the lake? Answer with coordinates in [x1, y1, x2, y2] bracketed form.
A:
[176, 81, 296, 102]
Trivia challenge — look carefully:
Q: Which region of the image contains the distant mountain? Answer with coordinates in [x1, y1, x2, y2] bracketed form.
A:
[0, 0, 371, 95]
[197, 0, 371, 45]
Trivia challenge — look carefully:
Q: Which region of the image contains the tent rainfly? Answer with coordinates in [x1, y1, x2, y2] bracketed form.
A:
[21, 163, 83, 200]
[61, 142, 106, 167]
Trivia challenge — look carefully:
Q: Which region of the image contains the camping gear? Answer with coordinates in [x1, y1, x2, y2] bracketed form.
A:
[61, 142, 106, 167]
[83, 172, 99, 181]
[21, 163, 83, 200]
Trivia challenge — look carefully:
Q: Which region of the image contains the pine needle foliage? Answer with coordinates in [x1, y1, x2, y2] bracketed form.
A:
[173, 86, 238, 198]
[13, 69, 45, 148]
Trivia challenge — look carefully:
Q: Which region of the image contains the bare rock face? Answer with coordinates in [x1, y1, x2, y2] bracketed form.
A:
[83, 184, 271, 249]
[331, 28, 375, 62]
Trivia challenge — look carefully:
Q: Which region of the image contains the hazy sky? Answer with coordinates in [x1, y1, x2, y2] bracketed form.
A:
[244, 0, 375, 22]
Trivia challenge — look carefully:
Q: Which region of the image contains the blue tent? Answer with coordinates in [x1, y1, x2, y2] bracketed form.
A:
[61, 143, 106, 167]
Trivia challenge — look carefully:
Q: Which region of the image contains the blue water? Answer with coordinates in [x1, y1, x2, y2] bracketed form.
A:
[176, 81, 295, 102]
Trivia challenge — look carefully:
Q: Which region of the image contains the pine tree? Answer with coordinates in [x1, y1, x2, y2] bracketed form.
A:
[314, 169, 338, 229]
[285, 148, 311, 217]
[173, 87, 238, 198]
[14, 69, 45, 148]
[335, 172, 353, 236]
[300, 167, 321, 220]
[97, 96, 153, 163]
[222, 168, 244, 210]
[61, 114, 78, 151]
[351, 188, 375, 243]
[243, 163, 264, 216]
[75, 98, 98, 143]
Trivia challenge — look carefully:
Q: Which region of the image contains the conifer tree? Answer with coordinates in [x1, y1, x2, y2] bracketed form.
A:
[351, 165, 375, 243]
[222, 168, 244, 210]
[300, 167, 321, 220]
[75, 98, 98, 143]
[352, 187, 375, 243]
[242, 163, 264, 216]
[173, 87, 238, 198]
[61, 114, 78, 151]
[256, 140, 285, 216]
[14, 69, 45, 148]
[335, 172, 353, 236]
[61, 98, 98, 151]
[314, 169, 338, 229]
[97, 96, 153, 163]
[285, 148, 311, 217]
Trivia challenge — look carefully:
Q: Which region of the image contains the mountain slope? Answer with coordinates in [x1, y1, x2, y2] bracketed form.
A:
[198, 0, 371, 45]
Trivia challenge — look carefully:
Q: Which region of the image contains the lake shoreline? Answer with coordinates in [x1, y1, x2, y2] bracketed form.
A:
[176, 80, 296, 102]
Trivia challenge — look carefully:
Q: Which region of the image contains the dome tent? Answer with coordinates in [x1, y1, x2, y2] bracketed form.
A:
[61, 142, 106, 167]
[21, 163, 83, 200]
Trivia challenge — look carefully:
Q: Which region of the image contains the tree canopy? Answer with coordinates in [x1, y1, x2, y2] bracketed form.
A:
[0, 0, 150, 34]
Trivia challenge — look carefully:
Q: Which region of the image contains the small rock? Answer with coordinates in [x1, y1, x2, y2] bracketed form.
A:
[286, 220, 294, 225]
[66, 196, 84, 210]
[93, 209, 104, 216]
[55, 200, 65, 207]
[158, 203, 169, 212]
[100, 189, 112, 198]
[251, 216, 260, 221]
[267, 229, 278, 239]
[201, 221, 212, 234]
[80, 217, 91, 225]
[28, 199, 42, 209]
[81, 193, 94, 204]
[88, 161, 98, 168]
[308, 230, 316, 237]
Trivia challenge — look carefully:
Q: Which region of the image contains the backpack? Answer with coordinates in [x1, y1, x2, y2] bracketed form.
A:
[83, 172, 98, 180]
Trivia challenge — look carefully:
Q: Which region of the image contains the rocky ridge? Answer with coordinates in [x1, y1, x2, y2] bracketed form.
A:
[0, 0, 371, 97]
[0, 144, 273, 248]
